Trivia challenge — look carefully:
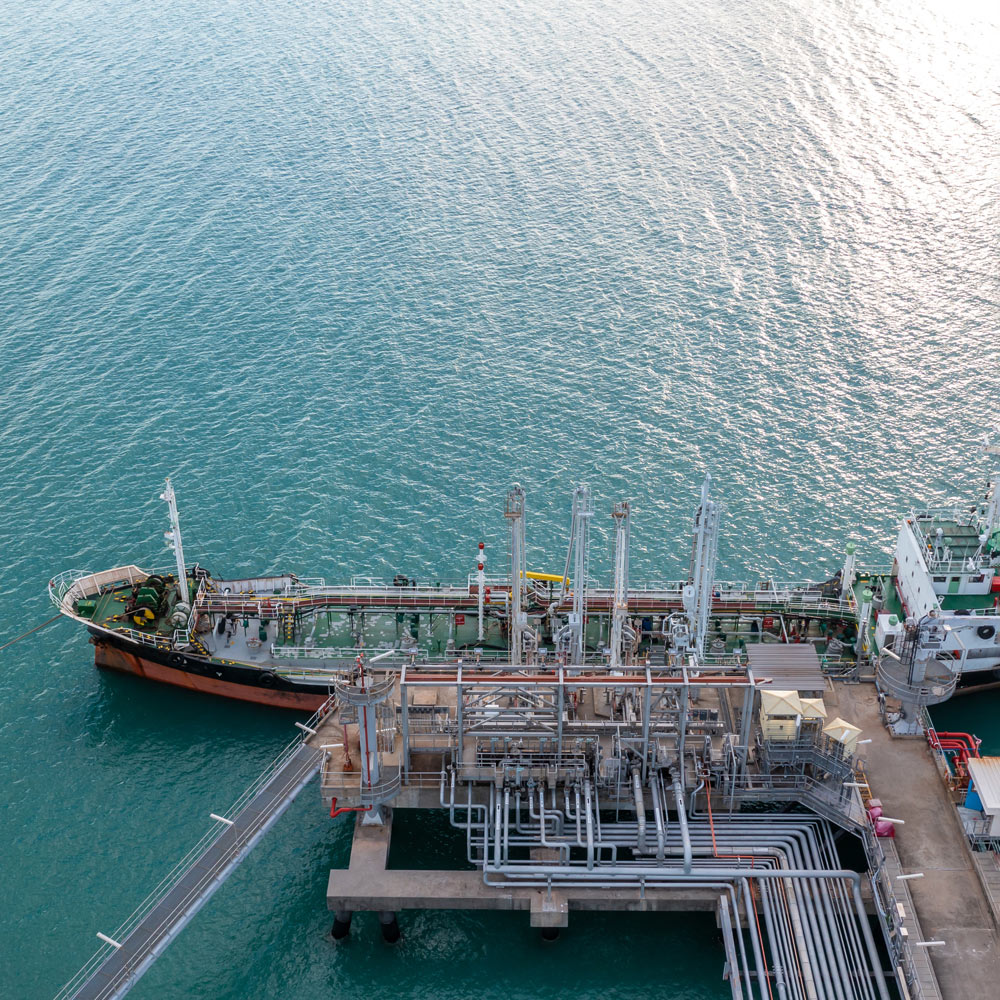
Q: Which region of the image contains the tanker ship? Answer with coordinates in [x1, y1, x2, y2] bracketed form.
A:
[50, 452, 1000, 727]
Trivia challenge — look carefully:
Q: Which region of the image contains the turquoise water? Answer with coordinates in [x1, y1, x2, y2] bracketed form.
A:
[2, 0, 998, 996]
[931, 690, 1000, 757]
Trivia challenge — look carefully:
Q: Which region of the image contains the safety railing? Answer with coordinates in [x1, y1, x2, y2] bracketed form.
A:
[322, 764, 449, 798]
[333, 672, 396, 705]
[760, 735, 855, 778]
[51, 566, 204, 654]
[962, 816, 995, 838]
[876, 655, 958, 706]
[405, 770, 450, 788]
[53, 696, 332, 1000]
[268, 645, 515, 662]
[55, 566, 871, 616]
[403, 730, 457, 755]
[967, 832, 1000, 853]
[320, 763, 402, 806]
[728, 773, 867, 830]
[864, 827, 946, 1000]
[270, 645, 371, 661]
[49, 566, 150, 613]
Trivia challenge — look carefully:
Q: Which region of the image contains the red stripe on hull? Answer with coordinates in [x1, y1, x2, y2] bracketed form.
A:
[94, 643, 326, 711]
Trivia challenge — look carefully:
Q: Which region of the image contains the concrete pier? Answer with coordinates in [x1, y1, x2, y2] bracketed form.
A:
[835, 682, 1000, 1000]
[328, 811, 730, 928]
[322, 679, 999, 1000]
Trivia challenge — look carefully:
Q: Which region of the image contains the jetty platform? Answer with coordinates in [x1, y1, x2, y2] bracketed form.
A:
[329, 811, 746, 930]
[836, 683, 1000, 1000]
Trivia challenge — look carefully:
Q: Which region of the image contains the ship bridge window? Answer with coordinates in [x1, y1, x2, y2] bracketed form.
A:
[951, 577, 961, 583]
[933, 576, 947, 583]
[971, 574, 985, 583]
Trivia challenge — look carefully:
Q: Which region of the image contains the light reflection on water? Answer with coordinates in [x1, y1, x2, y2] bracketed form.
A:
[0, 0, 997, 997]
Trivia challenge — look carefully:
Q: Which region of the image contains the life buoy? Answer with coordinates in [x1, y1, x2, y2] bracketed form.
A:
[976, 624, 996, 640]
[260, 671, 278, 687]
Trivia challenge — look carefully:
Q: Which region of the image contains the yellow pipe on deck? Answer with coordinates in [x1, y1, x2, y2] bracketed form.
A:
[523, 571, 569, 585]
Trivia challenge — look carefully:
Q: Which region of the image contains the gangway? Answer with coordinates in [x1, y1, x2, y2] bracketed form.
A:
[54, 700, 332, 1000]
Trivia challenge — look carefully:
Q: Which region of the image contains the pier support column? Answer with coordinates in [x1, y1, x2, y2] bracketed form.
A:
[530, 889, 568, 940]
[378, 911, 401, 943]
[331, 910, 352, 940]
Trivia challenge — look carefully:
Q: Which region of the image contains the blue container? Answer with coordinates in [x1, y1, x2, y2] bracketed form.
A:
[965, 782, 983, 811]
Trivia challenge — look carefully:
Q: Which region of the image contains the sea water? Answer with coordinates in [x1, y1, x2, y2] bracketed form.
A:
[1, 0, 998, 996]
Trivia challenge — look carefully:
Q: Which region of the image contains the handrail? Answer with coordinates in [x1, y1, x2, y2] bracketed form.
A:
[53, 565, 864, 624]
[53, 697, 333, 1000]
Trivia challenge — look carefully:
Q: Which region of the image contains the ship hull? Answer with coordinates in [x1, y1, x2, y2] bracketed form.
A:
[90, 631, 328, 711]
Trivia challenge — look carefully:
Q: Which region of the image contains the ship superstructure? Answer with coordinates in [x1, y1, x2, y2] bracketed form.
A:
[866, 445, 1000, 731]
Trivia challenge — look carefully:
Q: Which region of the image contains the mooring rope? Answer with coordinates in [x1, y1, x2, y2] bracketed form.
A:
[0, 614, 64, 652]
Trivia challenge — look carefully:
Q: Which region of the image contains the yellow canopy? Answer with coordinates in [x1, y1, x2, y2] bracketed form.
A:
[800, 698, 828, 720]
[760, 690, 803, 717]
[823, 717, 862, 750]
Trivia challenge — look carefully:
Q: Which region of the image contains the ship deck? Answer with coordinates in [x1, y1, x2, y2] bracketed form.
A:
[67, 569, 869, 685]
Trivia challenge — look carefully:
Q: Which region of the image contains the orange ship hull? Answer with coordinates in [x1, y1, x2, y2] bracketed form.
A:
[93, 639, 328, 711]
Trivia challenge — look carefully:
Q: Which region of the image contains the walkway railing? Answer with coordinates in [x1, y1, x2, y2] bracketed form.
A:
[53, 698, 333, 1000]
[863, 831, 942, 1000]
[729, 774, 867, 831]
[876, 656, 958, 706]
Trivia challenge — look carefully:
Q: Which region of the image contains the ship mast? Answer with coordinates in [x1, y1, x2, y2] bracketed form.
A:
[160, 478, 189, 606]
